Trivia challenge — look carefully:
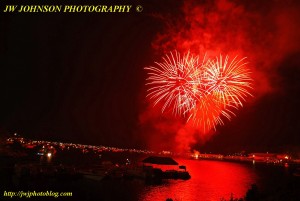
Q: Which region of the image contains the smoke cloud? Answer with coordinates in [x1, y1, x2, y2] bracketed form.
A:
[141, 0, 300, 152]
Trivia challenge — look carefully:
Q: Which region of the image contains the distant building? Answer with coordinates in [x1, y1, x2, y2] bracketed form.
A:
[249, 153, 290, 162]
[142, 156, 179, 171]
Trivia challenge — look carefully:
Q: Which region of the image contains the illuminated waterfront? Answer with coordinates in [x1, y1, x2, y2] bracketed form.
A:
[140, 159, 258, 201]
[1, 136, 300, 200]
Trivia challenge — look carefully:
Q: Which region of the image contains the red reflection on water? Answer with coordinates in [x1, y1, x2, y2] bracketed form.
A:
[140, 159, 257, 201]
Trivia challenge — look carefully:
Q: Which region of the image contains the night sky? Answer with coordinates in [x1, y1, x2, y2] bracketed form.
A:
[0, 0, 300, 153]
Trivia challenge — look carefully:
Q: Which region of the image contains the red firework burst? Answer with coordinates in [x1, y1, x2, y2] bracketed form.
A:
[187, 93, 236, 132]
[203, 55, 253, 107]
[145, 51, 253, 132]
[145, 51, 207, 116]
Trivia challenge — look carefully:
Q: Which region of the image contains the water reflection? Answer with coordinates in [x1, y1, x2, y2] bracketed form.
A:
[140, 159, 257, 201]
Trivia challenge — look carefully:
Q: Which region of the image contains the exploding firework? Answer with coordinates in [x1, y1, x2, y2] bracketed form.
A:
[203, 55, 253, 107]
[145, 51, 253, 132]
[189, 55, 253, 131]
[145, 51, 206, 115]
[188, 93, 235, 132]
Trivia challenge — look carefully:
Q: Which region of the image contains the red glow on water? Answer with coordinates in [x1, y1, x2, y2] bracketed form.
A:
[140, 159, 257, 201]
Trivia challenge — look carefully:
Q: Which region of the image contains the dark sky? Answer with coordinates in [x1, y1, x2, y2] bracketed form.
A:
[0, 0, 300, 153]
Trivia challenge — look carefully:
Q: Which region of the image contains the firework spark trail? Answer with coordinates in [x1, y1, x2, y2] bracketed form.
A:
[145, 51, 253, 132]
[190, 55, 253, 131]
[203, 55, 253, 108]
[145, 51, 206, 116]
[187, 94, 229, 132]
